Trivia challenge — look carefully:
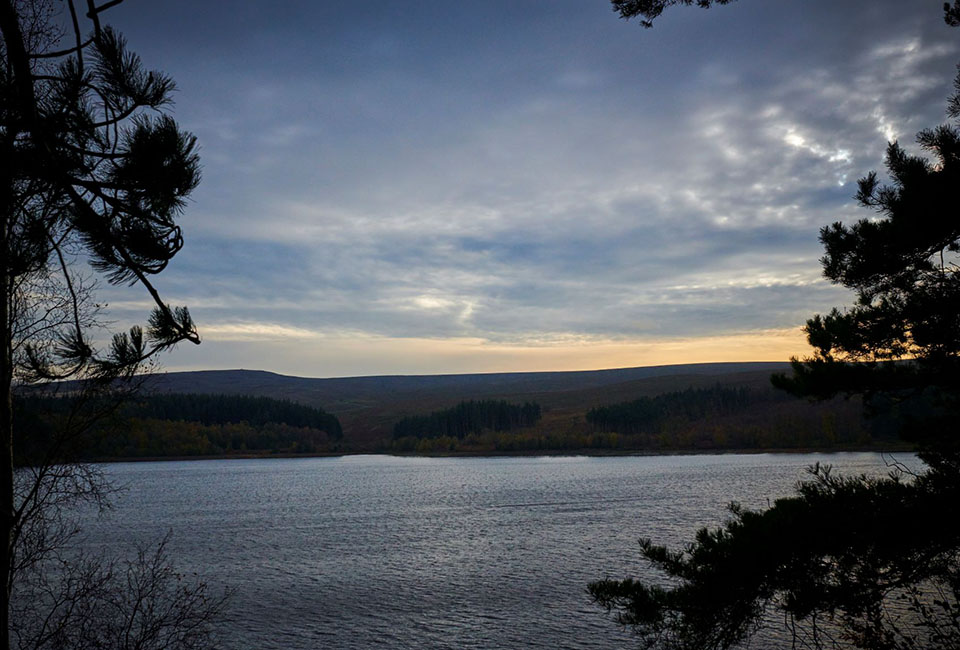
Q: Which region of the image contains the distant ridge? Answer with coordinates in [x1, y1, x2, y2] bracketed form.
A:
[30, 362, 878, 455]
[143, 361, 791, 399]
[139, 362, 791, 443]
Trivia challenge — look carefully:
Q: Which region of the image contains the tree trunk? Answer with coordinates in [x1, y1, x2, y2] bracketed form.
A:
[0, 278, 11, 650]
[0, 3, 24, 646]
[0, 183, 12, 650]
[0, 10, 18, 648]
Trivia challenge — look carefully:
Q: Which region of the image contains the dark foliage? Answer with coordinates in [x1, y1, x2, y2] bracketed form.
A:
[593, 6, 960, 648]
[13, 392, 342, 460]
[585, 385, 765, 434]
[2, 1, 218, 646]
[616, 0, 960, 29]
[591, 464, 960, 650]
[393, 400, 542, 440]
[947, 1, 960, 27]
[611, 0, 736, 28]
[771, 64, 960, 465]
[1, 2, 201, 386]
[123, 393, 341, 437]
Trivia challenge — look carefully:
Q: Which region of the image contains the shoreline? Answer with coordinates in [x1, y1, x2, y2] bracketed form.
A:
[84, 443, 915, 464]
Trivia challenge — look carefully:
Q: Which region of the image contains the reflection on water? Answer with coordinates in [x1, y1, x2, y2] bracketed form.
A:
[80, 452, 919, 649]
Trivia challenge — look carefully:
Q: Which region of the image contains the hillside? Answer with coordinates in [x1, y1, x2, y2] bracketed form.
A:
[23, 361, 889, 455]
[143, 362, 790, 405]
[139, 362, 825, 449]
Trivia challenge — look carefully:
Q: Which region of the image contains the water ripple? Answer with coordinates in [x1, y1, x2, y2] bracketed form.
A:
[79, 452, 919, 649]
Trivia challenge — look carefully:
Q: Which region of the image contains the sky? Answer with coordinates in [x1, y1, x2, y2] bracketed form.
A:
[85, 0, 959, 378]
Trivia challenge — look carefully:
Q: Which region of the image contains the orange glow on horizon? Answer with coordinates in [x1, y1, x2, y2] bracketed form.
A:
[166, 325, 811, 378]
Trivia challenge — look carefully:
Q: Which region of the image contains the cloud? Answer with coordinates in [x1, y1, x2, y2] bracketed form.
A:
[101, 0, 960, 375]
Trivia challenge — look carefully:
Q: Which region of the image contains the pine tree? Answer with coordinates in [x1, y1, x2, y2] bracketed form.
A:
[591, 5, 960, 648]
[1, 1, 205, 646]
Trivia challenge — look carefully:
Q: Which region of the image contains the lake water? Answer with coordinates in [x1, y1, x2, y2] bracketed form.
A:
[79, 452, 919, 649]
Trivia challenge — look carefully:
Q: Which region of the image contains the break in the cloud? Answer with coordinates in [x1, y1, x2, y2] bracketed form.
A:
[93, 0, 958, 377]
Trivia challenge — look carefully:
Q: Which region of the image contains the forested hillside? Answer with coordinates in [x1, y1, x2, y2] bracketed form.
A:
[123, 393, 342, 436]
[586, 385, 771, 433]
[13, 365, 905, 458]
[580, 384, 877, 451]
[393, 400, 542, 439]
[14, 393, 342, 461]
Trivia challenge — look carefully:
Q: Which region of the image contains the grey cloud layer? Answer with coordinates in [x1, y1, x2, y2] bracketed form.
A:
[98, 0, 959, 365]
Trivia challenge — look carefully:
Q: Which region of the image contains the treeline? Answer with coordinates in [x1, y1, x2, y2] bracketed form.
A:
[392, 403, 880, 454]
[121, 392, 342, 438]
[13, 392, 342, 461]
[85, 419, 338, 459]
[586, 385, 770, 434]
[393, 400, 542, 439]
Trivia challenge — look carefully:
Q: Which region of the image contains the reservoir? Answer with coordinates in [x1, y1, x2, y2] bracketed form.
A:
[80, 453, 917, 649]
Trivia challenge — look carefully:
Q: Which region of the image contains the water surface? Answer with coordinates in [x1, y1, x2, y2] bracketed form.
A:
[81, 452, 917, 649]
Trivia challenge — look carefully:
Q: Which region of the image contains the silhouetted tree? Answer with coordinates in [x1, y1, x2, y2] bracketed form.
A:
[946, 1, 960, 28]
[1, 1, 214, 647]
[591, 462, 960, 650]
[610, 0, 736, 28]
[591, 5, 960, 649]
[771, 66, 960, 463]
[615, 0, 960, 30]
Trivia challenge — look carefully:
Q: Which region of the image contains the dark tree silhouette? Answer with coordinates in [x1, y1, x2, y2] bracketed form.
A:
[771, 65, 960, 462]
[1, 1, 210, 647]
[946, 1, 960, 28]
[615, 0, 960, 29]
[610, 0, 736, 28]
[590, 462, 960, 650]
[591, 5, 960, 649]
